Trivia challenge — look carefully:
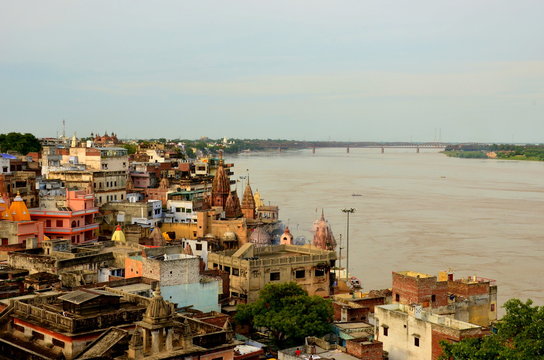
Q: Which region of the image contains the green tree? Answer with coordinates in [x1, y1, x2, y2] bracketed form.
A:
[234, 282, 333, 347]
[440, 299, 544, 359]
[0, 132, 42, 155]
[120, 143, 137, 155]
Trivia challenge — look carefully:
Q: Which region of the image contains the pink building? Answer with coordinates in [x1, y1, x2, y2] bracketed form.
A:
[0, 194, 45, 247]
[30, 190, 99, 244]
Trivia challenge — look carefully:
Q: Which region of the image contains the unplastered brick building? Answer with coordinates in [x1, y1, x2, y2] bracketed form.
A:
[391, 271, 497, 327]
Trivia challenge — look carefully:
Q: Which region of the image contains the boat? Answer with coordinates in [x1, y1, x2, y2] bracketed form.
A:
[352, 193, 363, 197]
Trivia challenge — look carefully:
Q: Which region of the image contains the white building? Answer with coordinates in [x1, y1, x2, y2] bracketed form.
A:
[166, 199, 197, 223]
[181, 238, 210, 267]
[0, 154, 12, 174]
[375, 303, 483, 360]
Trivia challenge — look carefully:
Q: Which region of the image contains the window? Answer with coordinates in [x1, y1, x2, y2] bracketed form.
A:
[32, 331, 45, 340]
[383, 327, 388, 336]
[196, 243, 202, 251]
[121, 194, 124, 200]
[491, 304, 495, 311]
[431, 294, 436, 302]
[395, 293, 400, 302]
[231, 292, 239, 298]
[13, 324, 24, 333]
[224, 266, 231, 273]
[56, 220, 63, 227]
[52, 338, 65, 348]
[295, 270, 305, 279]
[186, 209, 192, 213]
[176, 208, 181, 213]
[46, 220, 51, 227]
[414, 337, 420, 347]
[232, 268, 239, 276]
[213, 263, 218, 269]
[315, 269, 325, 277]
[270, 272, 280, 281]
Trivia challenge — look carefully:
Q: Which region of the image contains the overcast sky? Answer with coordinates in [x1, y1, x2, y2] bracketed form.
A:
[1, 0, 543, 142]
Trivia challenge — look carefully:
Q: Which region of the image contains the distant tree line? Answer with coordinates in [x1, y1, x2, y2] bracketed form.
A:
[444, 144, 544, 161]
[0, 132, 42, 155]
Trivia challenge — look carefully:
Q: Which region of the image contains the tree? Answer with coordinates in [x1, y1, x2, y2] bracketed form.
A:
[440, 299, 544, 359]
[0, 132, 42, 155]
[120, 143, 137, 155]
[234, 282, 333, 347]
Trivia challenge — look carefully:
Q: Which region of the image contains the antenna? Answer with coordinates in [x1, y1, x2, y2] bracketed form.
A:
[62, 119, 66, 139]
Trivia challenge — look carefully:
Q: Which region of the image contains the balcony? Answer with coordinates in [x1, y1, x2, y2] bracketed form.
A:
[45, 223, 99, 234]
[29, 208, 98, 217]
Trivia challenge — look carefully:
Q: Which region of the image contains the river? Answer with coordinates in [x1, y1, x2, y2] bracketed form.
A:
[226, 147, 544, 310]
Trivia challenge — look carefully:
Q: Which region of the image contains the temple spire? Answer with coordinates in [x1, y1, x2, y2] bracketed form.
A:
[241, 181, 256, 220]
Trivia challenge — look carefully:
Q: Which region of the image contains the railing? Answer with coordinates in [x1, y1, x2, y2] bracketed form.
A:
[14, 301, 74, 332]
[30, 208, 98, 217]
[45, 224, 99, 233]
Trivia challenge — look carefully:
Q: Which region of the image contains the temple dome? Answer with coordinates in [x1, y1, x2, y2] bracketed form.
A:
[111, 225, 126, 242]
[280, 226, 294, 245]
[223, 231, 237, 242]
[253, 190, 264, 209]
[144, 287, 173, 324]
[250, 227, 271, 247]
[9, 193, 30, 221]
[149, 226, 164, 246]
[312, 211, 336, 250]
[224, 191, 242, 218]
[183, 243, 193, 255]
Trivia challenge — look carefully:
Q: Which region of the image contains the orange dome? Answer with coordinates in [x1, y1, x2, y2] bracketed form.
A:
[9, 193, 31, 221]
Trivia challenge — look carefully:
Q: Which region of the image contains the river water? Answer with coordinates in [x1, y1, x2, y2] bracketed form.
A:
[227, 148, 544, 310]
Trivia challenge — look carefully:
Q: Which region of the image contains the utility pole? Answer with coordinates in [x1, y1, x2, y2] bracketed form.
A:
[338, 234, 343, 270]
[341, 208, 355, 279]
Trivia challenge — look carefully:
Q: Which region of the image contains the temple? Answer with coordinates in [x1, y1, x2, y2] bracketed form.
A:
[312, 210, 337, 250]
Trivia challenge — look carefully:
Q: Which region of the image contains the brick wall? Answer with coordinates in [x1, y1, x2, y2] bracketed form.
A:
[447, 280, 489, 297]
[357, 297, 386, 313]
[346, 339, 383, 360]
[392, 272, 448, 307]
[333, 302, 370, 322]
[431, 329, 459, 360]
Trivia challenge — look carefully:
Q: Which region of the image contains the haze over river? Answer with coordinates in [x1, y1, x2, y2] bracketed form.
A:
[227, 148, 544, 311]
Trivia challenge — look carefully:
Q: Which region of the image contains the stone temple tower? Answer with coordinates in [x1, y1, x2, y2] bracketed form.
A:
[137, 287, 175, 354]
[312, 210, 336, 250]
[241, 181, 256, 220]
[211, 152, 230, 208]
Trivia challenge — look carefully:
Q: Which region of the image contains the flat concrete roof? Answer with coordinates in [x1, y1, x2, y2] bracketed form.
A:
[397, 271, 433, 278]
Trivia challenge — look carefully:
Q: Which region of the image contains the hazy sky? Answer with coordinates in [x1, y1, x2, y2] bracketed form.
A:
[1, 1, 543, 142]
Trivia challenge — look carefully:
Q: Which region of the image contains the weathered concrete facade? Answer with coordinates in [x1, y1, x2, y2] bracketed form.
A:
[208, 243, 336, 303]
[375, 303, 484, 360]
[126, 252, 220, 312]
